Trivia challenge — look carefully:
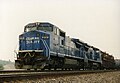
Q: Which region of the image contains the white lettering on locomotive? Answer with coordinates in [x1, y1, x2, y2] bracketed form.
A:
[25, 37, 40, 44]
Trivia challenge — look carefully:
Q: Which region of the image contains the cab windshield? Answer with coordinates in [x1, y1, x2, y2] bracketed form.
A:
[25, 27, 37, 32]
[37, 26, 53, 32]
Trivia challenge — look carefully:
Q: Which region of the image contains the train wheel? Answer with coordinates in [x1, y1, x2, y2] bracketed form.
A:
[65, 68, 67, 70]
[41, 68, 45, 71]
[34, 68, 37, 71]
[27, 69, 30, 70]
[54, 68, 57, 70]
[48, 67, 51, 71]
[68, 68, 71, 71]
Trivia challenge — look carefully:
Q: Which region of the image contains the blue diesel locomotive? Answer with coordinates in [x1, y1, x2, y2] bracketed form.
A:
[15, 22, 115, 70]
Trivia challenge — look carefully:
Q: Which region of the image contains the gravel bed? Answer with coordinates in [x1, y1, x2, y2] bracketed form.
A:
[4, 71, 120, 83]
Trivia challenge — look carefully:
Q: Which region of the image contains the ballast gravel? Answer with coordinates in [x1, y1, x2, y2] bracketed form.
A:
[4, 71, 120, 83]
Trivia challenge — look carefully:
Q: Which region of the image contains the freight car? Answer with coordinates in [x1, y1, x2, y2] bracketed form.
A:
[101, 52, 115, 69]
[15, 22, 115, 70]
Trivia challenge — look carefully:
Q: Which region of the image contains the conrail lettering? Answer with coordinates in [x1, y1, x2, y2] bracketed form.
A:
[26, 37, 39, 40]
[19, 37, 39, 40]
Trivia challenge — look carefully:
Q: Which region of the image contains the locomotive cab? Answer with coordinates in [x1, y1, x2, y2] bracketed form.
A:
[15, 23, 52, 69]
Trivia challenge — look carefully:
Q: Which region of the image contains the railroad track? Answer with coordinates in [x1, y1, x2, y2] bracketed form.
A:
[0, 70, 118, 82]
[0, 70, 42, 74]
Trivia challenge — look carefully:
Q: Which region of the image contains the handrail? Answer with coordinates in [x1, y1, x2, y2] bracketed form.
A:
[40, 39, 48, 56]
[40, 39, 50, 59]
[43, 40, 50, 59]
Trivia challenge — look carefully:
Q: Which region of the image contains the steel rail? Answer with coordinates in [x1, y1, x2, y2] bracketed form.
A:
[0, 69, 118, 74]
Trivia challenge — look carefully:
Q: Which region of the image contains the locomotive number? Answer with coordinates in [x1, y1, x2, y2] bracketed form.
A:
[26, 40, 40, 44]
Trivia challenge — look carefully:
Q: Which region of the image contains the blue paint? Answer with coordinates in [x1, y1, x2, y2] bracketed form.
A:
[19, 30, 50, 57]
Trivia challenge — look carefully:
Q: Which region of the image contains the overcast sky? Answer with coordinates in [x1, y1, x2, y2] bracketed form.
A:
[0, 0, 120, 61]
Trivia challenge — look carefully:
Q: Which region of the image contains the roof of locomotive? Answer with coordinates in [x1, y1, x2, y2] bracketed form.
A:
[20, 29, 51, 37]
[25, 22, 54, 27]
[24, 22, 66, 34]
